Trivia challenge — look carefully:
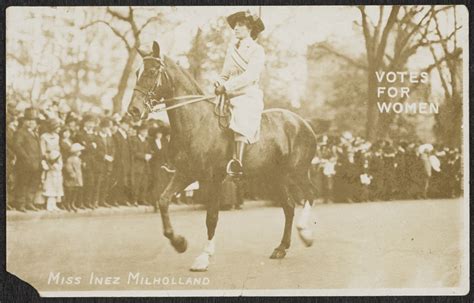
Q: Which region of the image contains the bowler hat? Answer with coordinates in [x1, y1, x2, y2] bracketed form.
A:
[99, 117, 113, 128]
[82, 113, 97, 124]
[65, 112, 79, 124]
[24, 107, 39, 121]
[227, 10, 265, 39]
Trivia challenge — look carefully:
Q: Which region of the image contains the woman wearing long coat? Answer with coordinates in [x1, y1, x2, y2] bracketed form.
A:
[40, 118, 64, 210]
[214, 10, 265, 176]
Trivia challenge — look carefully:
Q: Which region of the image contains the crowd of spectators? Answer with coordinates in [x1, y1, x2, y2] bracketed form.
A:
[6, 102, 463, 213]
[6, 101, 173, 212]
[310, 132, 463, 203]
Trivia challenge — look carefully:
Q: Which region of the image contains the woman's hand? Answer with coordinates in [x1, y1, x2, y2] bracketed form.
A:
[214, 84, 226, 95]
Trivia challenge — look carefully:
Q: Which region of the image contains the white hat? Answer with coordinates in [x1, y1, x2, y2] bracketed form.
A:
[418, 143, 433, 154]
[70, 143, 85, 153]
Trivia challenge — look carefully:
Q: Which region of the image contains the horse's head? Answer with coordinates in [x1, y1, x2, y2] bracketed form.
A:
[127, 41, 173, 121]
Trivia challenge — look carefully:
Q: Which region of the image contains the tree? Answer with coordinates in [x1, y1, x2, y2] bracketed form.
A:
[429, 6, 463, 147]
[311, 6, 460, 141]
[81, 7, 162, 113]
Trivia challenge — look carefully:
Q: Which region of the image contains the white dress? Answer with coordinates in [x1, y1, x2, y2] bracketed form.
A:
[219, 37, 265, 144]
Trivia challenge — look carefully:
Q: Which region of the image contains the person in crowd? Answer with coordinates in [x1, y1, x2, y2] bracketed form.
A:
[63, 143, 84, 212]
[65, 112, 80, 139]
[368, 141, 385, 201]
[75, 114, 98, 209]
[394, 141, 408, 200]
[40, 118, 63, 210]
[6, 114, 18, 210]
[13, 108, 42, 212]
[40, 118, 62, 155]
[418, 143, 434, 199]
[94, 117, 116, 208]
[148, 125, 171, 210]
[60, 128, 73, 160]
[382, 141, 397, 201]
[318, 138, 337, 203]
[41, 149, 64, 211]
[130, 123, 152, 206]
[111, 116, 133, 206]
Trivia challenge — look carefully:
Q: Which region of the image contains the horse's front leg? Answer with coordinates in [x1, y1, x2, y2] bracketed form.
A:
[158, 172, 192, 253]
[190, 182, 220, 272]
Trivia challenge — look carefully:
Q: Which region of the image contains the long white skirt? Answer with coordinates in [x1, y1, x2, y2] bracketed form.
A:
[229, 87, 264, 144]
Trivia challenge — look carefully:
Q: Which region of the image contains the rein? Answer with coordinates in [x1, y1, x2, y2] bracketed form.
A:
[150, 94, 231, 129]
[150, 95, 215, 112]
[133, 56, 231, 128]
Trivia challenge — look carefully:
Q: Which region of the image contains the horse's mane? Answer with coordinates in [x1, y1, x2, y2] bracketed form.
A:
[163, 56, 205, 95]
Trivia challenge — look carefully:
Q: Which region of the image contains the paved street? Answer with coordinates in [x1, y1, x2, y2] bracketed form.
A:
[7, 199, 466, 294]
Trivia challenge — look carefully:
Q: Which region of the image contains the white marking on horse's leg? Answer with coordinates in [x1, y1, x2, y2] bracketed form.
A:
[296, 200, 314, 247]
[203, 238, 215, 256]
[297, 200, 312, 230]
[190, 238, 215, 272]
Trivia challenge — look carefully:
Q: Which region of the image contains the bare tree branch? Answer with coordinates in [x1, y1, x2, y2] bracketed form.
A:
[138, 15, 161, 35]
[358, 6, 374, 60]
[396, 6, 432, 54]
[314, 43, 368, 70]
[81, 20, 131, 50]
[374, 6, 400, 66]
[429, 44, 451, 98]
[107, 7, 130, 22]
[373, 6, 384, 46]
[6, 53, 28, 65]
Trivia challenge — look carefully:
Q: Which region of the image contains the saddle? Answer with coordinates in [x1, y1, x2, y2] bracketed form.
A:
[214, 94, 231, 129]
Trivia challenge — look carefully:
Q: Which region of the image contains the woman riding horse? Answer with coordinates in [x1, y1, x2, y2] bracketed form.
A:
[127, 12, 317, 272]
[214, 10, 265, 177]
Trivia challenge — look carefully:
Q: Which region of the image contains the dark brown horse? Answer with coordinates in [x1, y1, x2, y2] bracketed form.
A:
[128, 41, 317, 271]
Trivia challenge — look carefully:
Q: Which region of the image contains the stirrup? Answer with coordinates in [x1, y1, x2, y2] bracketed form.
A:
[226, 158, 243, 177]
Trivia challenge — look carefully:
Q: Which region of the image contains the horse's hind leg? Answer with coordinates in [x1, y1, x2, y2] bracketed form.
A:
[270, 182, 295, 259]
[291, 172, 315, 247]
[190, 180, 220, 272]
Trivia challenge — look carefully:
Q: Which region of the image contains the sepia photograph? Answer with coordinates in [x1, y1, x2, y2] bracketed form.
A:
[5, 5, 469, 297]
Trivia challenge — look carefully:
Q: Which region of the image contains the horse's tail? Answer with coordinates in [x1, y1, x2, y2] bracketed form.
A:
[288, 110, 320, 200]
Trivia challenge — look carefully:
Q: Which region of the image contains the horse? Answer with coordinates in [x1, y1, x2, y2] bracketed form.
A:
[127, 41, 317, 271]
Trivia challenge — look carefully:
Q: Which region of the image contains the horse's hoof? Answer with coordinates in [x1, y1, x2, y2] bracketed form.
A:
[171, 235, 188, 253]
[298, 228, 314, 247]
[270, 249, 286, 259]
[190, 254, 209, 272]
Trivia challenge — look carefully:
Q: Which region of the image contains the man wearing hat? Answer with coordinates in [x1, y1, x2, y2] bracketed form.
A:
[130, 123, 153, 206]
[13, 108, 42, 211]
[111, 115, 133, 206]
[65, 112, 80, 139]
[214, 10, 265, 177]
[94, 117, 116, 208]
[75, 113, 98, 209]
[6, 114, 19, 210]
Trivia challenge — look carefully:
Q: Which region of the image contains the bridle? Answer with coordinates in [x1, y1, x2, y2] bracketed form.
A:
[132, 56, 215, 117]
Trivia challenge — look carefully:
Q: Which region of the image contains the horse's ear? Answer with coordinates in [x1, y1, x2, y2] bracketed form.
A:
[136, 48, 147, 58]
[152, 41, 160, 58]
